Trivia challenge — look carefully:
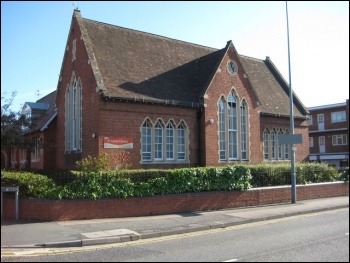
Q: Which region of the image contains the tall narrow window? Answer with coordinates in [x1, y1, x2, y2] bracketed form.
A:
[177, 122, 186, 160]
[142, 120, 152, 161]
[263, 128, 269, 160]
[271, 129, 277, 160]
[240, 100, 247, 160]
[31, 137, 40, 161]
[65, 74, 82, 152]
[166, 121, 175, 160]
[154, 121, 164, 160]
[284, 129, 290, 159]
[219, 98, 226, 160]
[228, 91, 238, 160]
[278, 129, 283, 159]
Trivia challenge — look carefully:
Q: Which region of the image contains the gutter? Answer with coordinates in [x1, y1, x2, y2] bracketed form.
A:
[102, 94, 204, 109]
[260, 111, 308, 120]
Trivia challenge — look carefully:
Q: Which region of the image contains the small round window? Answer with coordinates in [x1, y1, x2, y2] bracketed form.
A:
[227, 60, 238, 75]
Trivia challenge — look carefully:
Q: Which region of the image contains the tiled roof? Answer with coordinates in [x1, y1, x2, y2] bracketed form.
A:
[80, 15, 223, 106]
[238, 55, 308, 117]
[75, 10, 308, 116]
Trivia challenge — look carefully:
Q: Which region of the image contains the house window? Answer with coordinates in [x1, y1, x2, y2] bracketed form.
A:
[140, 119, 188, 163]
[308, 115, 313, 125]
[284, 129, 290, 159]
[219, 98, 226, 160]
[141, 120, 152, 161]
[65, 73, 82, 152]
[31, 137, 40, 161]
[263, 128, 269, 160]
[263, 128, 289, 160]
[228, 91, 238, 160]
[227, 60, 238, 75]
[240, 100, 248, 160]
[278, 129, 284, 159]
[271, 129, 277, 160]
[218, 91, 249, 162]
[166, 121, 175, 160]
[331, 111, 346, 123]
[332, 134, 347, 145]
[309, 137, 314, 147]
[177, 122, 186, 160]
[154, 121, 164, 161]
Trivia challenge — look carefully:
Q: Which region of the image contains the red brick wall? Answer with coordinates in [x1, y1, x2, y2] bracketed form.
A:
[97, 101, 199, 169]
[53, 17, 310, 170]
[55, 15, 100, 170]
[2, 182, 348, 221]
[308, 103, 349, 156]
[203, 46, 261, 166]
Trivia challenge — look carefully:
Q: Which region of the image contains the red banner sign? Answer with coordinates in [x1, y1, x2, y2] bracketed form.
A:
[103, 137, 133, 149]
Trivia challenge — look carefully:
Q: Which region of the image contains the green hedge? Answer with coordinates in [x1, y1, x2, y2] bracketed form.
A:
[1, 163, 345, 200]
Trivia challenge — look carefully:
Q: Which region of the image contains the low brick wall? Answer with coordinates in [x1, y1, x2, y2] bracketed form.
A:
[2, 182, 348, 221]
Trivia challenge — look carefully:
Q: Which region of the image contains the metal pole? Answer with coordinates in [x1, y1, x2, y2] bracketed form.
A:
[286, 1, 297, 203]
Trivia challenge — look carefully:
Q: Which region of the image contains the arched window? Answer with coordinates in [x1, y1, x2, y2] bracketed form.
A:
[271, 128, 277, 160]
[177, 122, 186, 160]
[218, 92, 249, 162]
[228, 91, 238, 160]
[154, 121, 164, 161]
[141, 119, 152, 161]
[166, 121, 175, 160]
[278, 129, 284, 159]
[284, 129, 290, 159]
[263, 128, 270, 160]
[65, 73, 82, 152]
[240, 99, 248, 160]
[140, 119, 188, 163]
[219, 97, 226, 160]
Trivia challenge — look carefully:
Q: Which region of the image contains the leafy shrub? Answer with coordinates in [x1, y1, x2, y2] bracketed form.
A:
[1, 171, 56, 198]
[76, 151, 132, 173]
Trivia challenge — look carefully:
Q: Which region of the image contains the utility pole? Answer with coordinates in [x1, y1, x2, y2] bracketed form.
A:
[286, 1, 297, 203]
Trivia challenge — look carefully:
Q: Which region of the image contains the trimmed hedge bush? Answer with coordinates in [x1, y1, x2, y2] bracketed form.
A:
[1, 162, 345, 200]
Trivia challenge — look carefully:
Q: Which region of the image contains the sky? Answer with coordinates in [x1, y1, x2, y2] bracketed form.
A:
[1, 1, 349, 112]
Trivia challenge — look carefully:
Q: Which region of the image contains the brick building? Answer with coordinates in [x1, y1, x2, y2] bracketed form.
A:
[308, 99, 349, 169]
[5, 9, 310, 170]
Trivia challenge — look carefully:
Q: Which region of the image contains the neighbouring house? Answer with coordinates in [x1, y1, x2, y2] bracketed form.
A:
[308, 99, 349, 169]
[6, 91, 57, 170]
[9, 9, 311, 171]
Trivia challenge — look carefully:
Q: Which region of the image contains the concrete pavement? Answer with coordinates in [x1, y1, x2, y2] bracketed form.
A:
[1, 195, 349, 256]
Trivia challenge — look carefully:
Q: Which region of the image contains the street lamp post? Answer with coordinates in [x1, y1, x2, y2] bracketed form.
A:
[286, 1, 297, 203]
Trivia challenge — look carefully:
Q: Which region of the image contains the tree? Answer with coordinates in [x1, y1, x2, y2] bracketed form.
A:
[1, 91, 36, 150]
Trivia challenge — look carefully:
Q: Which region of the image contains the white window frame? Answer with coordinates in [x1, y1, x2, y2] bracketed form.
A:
[240, 100, 248, 160]
[228, 91, 238, 160]
[141, 120, 152, 161]
[166, 121, 175, 160]
[308, 115, 313, 125]
[154, 121, 164, 161]
[140, 119, 188, 163]
[219, 97, 226, 161]
[332, 134, 347, 145]
[309, 137, 314, 147]
[331, 111, 346, 123]
[177, 122, 186, 161]
[31, 137, 40, 161]
[65, 73, 82, 153]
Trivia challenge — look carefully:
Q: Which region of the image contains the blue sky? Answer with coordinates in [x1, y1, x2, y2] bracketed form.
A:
[1, 1, 349, 112]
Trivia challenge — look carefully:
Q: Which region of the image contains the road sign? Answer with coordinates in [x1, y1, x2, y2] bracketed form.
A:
[278, 134, 302, 145]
